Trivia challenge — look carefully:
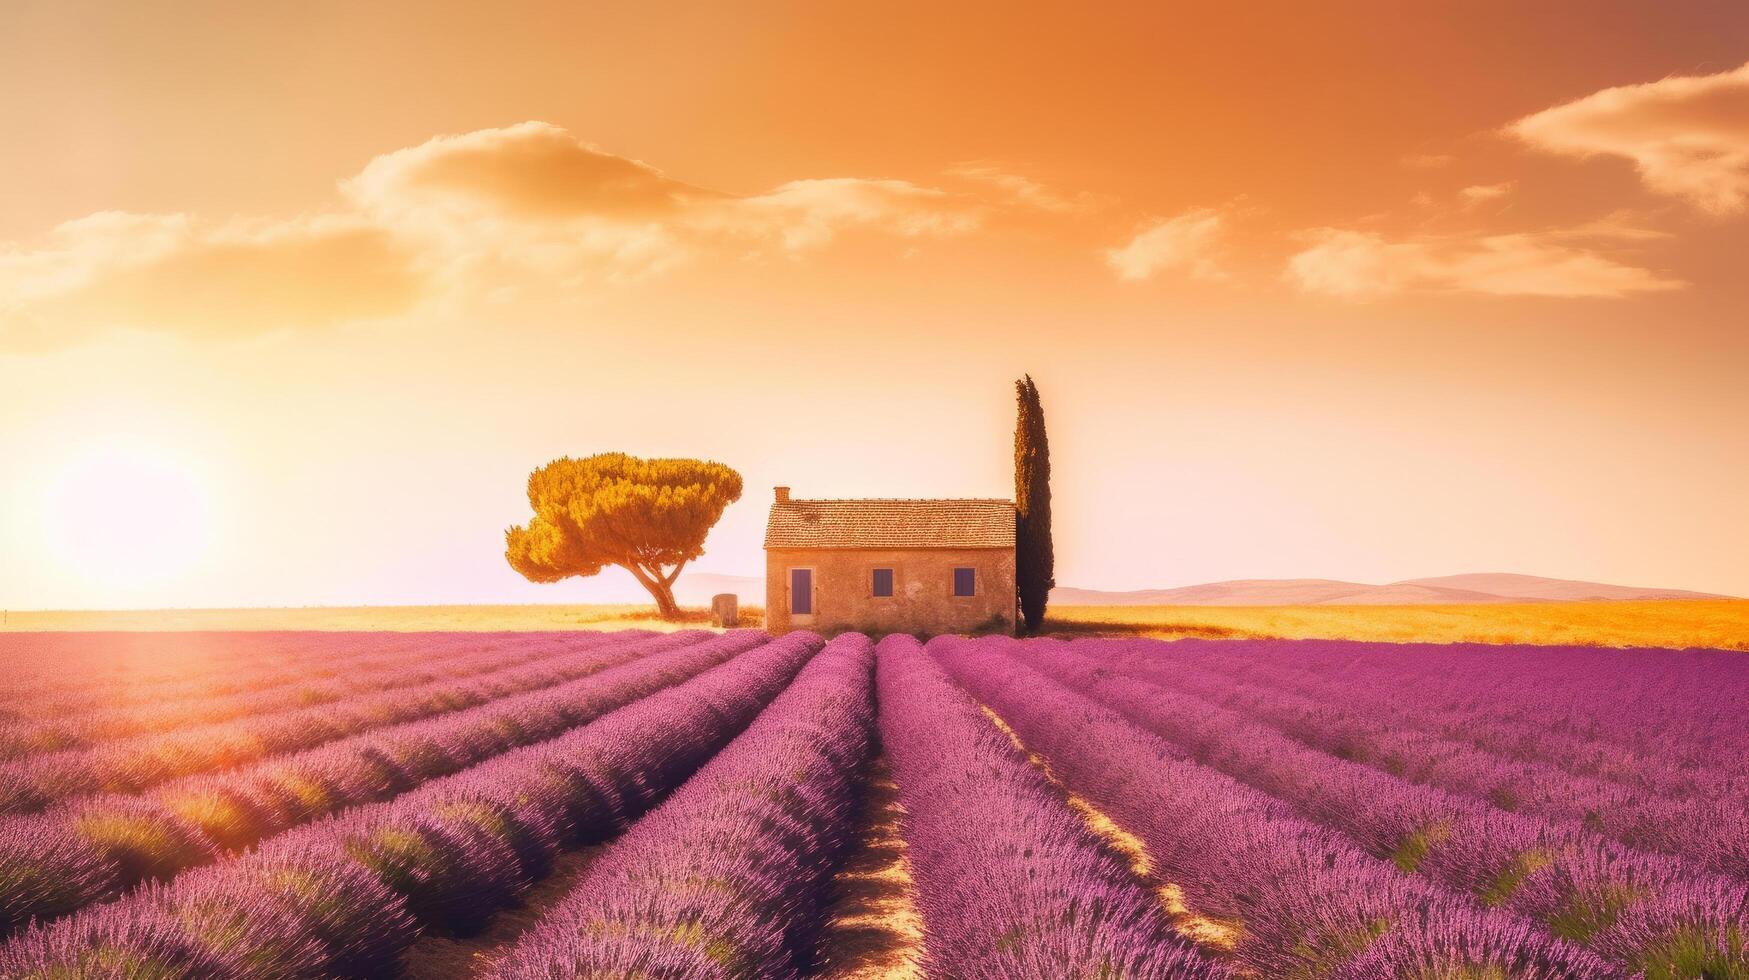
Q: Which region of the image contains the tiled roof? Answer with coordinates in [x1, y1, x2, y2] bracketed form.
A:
[764, 497, 1016, 550]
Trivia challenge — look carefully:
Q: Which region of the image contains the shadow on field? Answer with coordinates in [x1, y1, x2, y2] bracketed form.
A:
[401, 846, 605, 978]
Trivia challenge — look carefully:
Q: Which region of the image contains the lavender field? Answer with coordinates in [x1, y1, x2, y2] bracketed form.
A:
[0, 629, 1743, 978]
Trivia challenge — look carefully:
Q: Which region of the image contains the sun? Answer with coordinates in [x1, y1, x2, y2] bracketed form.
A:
[43, 444, 215, 591]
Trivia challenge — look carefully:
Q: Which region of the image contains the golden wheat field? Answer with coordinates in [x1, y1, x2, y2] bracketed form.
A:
[1045, 599, 1749, 651]
[5, 599, 1745, 650]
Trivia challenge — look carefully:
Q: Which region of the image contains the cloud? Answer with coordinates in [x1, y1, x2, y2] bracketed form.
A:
[1459, 182, 1514, 209]
[1553, 210, 1674, 242]
[1285, 227, 1684, 299]
[944, 164, 1106, 215]
[3, 122, 986, 349]
[347, 122, 719, 221]
[1104, 208, 1229, 281]
[1, 213, 422, 348]
[1510, 62, 1749, 214]
[348, 122, 981, 261]
[702, 178, 983, 251]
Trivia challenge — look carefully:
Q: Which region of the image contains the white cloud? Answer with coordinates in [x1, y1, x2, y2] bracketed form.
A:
[3, 122, 988, 348]
[1, 213, 421, 348]
[1104, 208, 1229, 281]
[704, 178, 983, 252]
[1510, 62, 1749, 214]
[346, 121, 718, 220]
[944, 164, 1105, 215]
[1286, 227, 1684, 299]
[347, 122, 982, 266]
[1552, 211, 1674, 242]
[1459, 182, 1514, 209]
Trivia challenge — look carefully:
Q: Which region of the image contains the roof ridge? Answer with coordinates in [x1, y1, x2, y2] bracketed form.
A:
[773, 497, 1014, 504]
[764, 495, 1017, 550]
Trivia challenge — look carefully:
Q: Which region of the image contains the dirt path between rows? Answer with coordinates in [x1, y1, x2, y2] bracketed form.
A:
[815, 751, 926, 979]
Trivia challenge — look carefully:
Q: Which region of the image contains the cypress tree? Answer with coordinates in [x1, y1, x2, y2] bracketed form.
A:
[1014, 375, 1054, 634]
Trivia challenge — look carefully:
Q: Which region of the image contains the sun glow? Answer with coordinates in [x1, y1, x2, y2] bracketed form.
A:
[42, 444, 215, 593]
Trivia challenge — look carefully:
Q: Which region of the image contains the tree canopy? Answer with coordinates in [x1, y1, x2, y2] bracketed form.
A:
[505, 453, 742, 618]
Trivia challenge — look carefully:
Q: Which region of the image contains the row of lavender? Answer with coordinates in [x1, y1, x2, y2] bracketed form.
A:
[5, 631, 1249, 979]
[483, 634, 1243, 979]
[1171, 639, 1749, 805]
[0, 630, 764, 936]
[0, 632, 619, 760]
[488, 632, 876, 977]
[932, 637, 1625, 978]
[974, 637, 1748, 977]
[464, 632, 1230, 979]
[0, 631, 374, 704]
[0, 631, 825, 976]
[869, 635, 1222, 979]
[0, 631, 648, 812]
[485, 632, 1740, 978]
[5, 627, 1739, 978]
[0, 631, 517, 720]
[1086, 639, 1749, 887]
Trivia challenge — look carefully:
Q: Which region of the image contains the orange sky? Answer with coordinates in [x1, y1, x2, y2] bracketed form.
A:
[3, 1, 1747, 607]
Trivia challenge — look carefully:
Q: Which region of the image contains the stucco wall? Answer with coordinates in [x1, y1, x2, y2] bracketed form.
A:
[765, 546, 1016, 636]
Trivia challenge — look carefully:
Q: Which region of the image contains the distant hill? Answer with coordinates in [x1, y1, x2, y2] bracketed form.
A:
[677, 571, 1731, 608]
[1394, 573, 1726, 602]
[672, 573, 765, 605]
[1052, 573, 1730, 606]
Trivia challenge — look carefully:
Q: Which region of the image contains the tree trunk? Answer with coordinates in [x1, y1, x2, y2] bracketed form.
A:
[622, 562, 684, 620]
[645, 580, 681, 620]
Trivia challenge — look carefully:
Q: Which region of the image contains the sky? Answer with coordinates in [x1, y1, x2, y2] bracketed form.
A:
[2, 1, 1747, 609]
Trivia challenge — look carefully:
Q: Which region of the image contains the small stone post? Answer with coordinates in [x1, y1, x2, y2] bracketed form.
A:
[710, 593, 739, 628]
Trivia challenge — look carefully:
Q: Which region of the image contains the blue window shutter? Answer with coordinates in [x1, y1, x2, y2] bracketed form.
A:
[953, 567, 976, 596]
[790, 568, 812, 614]
[872, 568, 894, 597]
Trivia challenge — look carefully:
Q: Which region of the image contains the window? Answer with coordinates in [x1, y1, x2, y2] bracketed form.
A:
[789, 568, 813, 615]
[871, 568, 894, 597]
[953, 567, 976, 597]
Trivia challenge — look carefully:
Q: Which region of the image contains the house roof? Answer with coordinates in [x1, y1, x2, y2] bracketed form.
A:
[765, 496, 1016, 550]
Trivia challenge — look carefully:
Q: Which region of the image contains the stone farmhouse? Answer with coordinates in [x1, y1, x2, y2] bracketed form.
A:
[763, 487, 1016, 635]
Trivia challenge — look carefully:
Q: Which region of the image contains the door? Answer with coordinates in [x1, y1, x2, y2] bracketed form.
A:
[789, 567, 815, 624]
